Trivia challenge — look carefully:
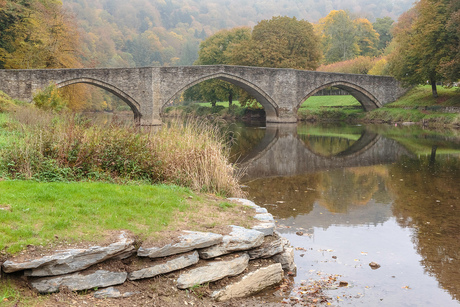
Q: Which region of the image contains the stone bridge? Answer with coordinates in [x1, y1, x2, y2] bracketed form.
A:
[238, 124, 413, 179]
[0, 65, 407, 126]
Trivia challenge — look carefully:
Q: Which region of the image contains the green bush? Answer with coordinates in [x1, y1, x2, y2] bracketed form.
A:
[32, 83, 67, 112]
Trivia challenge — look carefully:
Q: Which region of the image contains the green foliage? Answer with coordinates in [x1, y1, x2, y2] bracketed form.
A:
[388, 0, 459, 96]
[230, 16, 321, 70]
[32, 83, 67, 112]
[0, 90, 16, 113]
[373, 17, 395, 51]
[318, 10, 360, 64]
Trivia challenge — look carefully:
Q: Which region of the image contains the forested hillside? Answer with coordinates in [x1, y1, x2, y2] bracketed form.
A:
[63, 0, 414, 67]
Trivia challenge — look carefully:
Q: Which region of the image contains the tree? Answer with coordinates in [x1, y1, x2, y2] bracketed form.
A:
[440, 0, 460, 84]
[373, 17, 394, 51]
[190, 27, 251, 106]
[0, 0, 81, 69]
[354, 18, 380, 57]
[317, 10, 359, 64]
[388, 0, 457, 97]
[229, 16, 321, 70]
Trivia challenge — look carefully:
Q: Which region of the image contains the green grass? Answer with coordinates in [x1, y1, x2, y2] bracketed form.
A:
[387, 85, 460, 108]
[0, 278, 22, 306]
[299, 95, 362, 109]
[0, 181, 193, 254]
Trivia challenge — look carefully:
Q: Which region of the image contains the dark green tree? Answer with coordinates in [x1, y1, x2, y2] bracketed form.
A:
[372, 17, 394, 51]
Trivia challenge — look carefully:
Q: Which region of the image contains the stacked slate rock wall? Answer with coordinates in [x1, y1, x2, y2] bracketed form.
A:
[1, 198, 296, 301]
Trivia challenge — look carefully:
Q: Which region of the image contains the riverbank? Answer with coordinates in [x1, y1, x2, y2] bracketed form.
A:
[165, 86, 460, 127]
[0, 189, 293, 307]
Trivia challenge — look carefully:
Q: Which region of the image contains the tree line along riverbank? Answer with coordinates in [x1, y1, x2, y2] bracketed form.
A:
[164, 85, 460, 128]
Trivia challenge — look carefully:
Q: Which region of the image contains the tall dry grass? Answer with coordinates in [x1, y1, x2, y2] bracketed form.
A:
[0, 106, 244, 197]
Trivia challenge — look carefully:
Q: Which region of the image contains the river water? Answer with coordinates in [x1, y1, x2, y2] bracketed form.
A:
[227, 122, 460, 306]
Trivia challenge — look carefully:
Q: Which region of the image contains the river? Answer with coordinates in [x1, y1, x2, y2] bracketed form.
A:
[88, 113, 460, 305]
[227, 121, 460, 306]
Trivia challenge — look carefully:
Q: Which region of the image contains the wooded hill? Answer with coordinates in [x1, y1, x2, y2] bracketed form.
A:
[63, 0, 414, 67]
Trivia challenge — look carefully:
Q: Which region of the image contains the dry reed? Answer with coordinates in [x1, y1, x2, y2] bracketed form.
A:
[0, 107, 245, 197]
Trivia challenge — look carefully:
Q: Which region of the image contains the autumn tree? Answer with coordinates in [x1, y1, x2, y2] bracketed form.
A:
[388, 0, 458, 97]
[440, 0, 460, 84]
[317, 10, 359, 64]
[0, 0, 81, 69]
[354, 18, 380, 57]
[230, 16, 321, 70]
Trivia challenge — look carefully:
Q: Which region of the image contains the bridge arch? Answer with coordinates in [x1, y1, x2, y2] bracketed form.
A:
[161, 72, 279, 120]
[56, 77, 142, 124]
[299, 81, 383, 112]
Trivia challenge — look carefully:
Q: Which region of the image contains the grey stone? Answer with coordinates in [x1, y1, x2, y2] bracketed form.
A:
[198, 226, 264, 259]
[248, 235, 284, 260]
[272, 238, 296, 272]
[176, 253, 249, 289]
[0, 66, 407, 126]
[227, 198, 259, 209]
[3, 232, 134, 276]
[94, 287, 138, 299]
[211, 263, 283, 301]
[30, 270, 127, 293]
[227, 198, 268, 213]
[93, 287, 121, 298]
[128, 251, 199, 281]
[254, 213, 274, 222]
[137, 231, 222, 258]
[252, 221, 276, 236]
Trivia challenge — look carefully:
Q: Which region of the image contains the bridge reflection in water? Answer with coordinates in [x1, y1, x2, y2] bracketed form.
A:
[237, 123, 412, 180]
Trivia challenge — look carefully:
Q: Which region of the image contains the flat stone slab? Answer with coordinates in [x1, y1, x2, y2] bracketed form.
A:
[254, 213, 274, 222]
[248, 234, 284, 260]
[128, 251, 199, 281]
[211, 263, 283, 301]
[137, 231, 222, 258]
[199, 226, 264, 259]
[252, 221, 276, 236]
[94, 287, 138, 299]
[30, 270, 127, 293]
[176, 253, 249, 289]
[3, 232, 134, 276]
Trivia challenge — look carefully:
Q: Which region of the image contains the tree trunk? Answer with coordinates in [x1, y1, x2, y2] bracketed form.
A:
[211, 100, 216, 107]
[228, 92, 233, 107]
[430, 145, 438, 166]
[430, 78, 438, 98]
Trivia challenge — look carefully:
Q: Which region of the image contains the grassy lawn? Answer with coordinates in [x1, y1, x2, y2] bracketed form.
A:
[299, 95, 361, 109]
[0, 181, 253, 255]
[387, 85, 460, 108]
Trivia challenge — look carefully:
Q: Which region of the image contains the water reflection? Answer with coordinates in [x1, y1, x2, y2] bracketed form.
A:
[389, 157, 460, 301]
[234, 122, 460, 306]
[237, 123, 412, 179]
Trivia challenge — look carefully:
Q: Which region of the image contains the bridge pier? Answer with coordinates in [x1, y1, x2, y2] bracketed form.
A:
[266, 107, 298, 123]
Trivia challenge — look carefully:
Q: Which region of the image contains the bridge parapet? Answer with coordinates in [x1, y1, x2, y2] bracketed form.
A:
[0, 66, 407, 126]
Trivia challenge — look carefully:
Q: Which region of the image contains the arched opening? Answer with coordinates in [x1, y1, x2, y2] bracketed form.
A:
[160, 73, 278, 123]
[298, 81, 382, 115]
[298, 126, 379, 158]
[56, 78, 142, 125]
